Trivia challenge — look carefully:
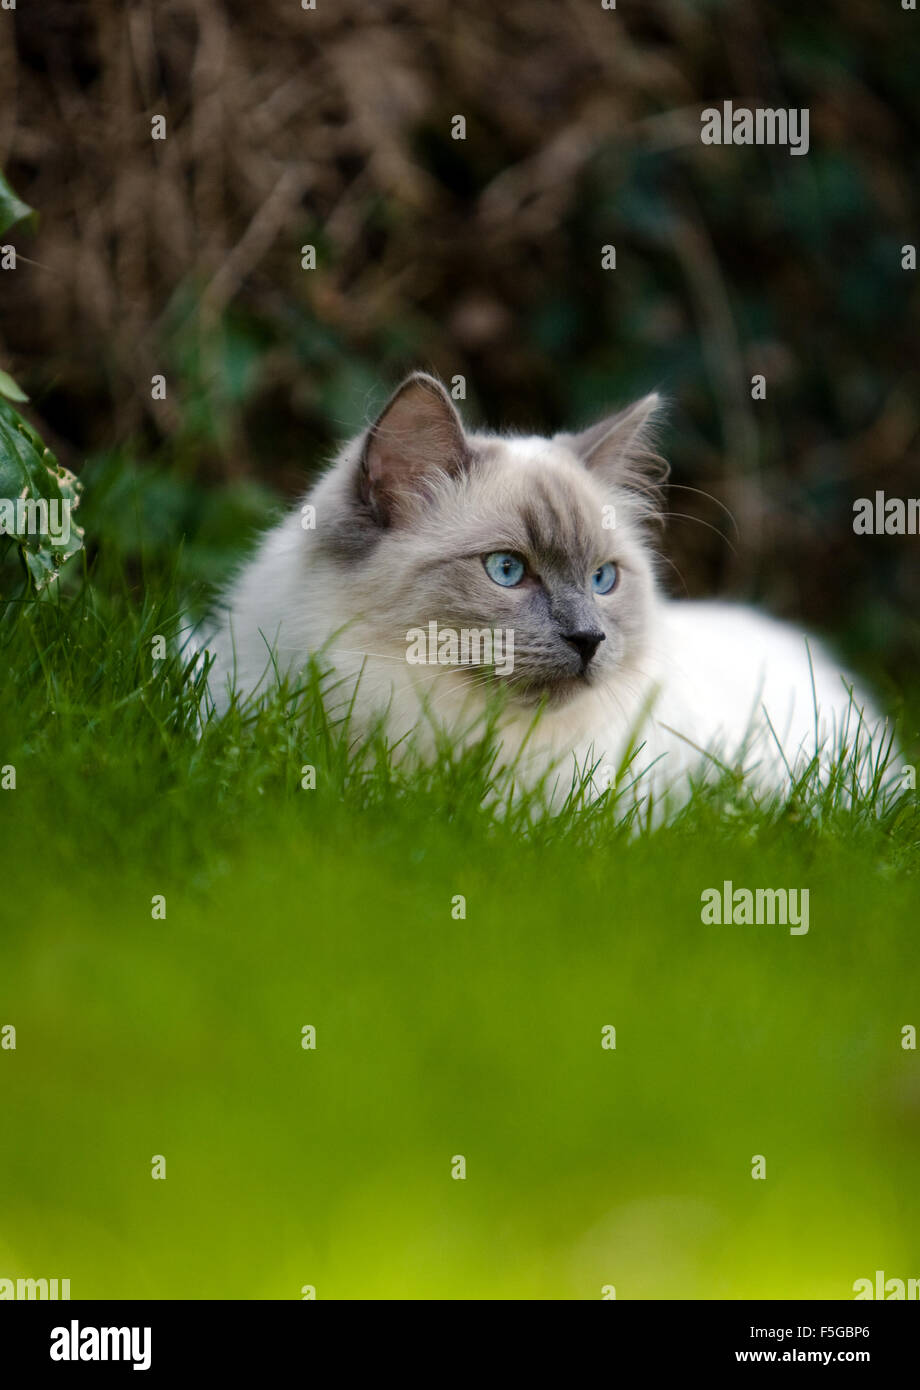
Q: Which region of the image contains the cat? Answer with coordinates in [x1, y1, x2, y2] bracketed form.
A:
[202, 372, 896, 814]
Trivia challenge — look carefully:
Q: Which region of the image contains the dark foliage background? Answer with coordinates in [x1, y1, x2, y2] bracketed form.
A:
[1, 0, 918, 689]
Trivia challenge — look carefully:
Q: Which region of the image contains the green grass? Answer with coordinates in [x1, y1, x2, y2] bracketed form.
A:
[1, 549, 919, 1300]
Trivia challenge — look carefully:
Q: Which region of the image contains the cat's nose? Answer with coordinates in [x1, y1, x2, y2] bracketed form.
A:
[564, 629, 605, 670]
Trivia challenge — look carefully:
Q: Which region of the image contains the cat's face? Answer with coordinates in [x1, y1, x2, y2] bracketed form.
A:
[317, 374, 666, 708]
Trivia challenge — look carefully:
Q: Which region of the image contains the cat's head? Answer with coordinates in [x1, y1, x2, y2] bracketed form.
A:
[316, 373, 667, 706]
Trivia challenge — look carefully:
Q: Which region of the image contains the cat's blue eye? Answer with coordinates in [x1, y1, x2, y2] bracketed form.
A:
[484, 552, 526, 587]
[591, 562, 618, 595]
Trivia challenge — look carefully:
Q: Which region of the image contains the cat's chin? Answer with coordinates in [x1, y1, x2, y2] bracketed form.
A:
[449, 665, 593, 707]
[509, 671, 599, 709]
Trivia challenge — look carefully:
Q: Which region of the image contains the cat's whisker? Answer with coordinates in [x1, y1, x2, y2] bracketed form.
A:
[654, 552, 691, 596]
[658, 511, 738, 555]
[665, 483, 741, 536]
[596, 681, 633, 734]
[327, 647, 412, 663]
[422, 669, 507, 717]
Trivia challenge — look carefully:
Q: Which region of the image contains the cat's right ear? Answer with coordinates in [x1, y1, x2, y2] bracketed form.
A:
[556, 393, 668, 518]
[358, 373, 470, 527]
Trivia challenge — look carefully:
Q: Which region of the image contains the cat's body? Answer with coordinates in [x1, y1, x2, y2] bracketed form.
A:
[203, 374, 893, 812]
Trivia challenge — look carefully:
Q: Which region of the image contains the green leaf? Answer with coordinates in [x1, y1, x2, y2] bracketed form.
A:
[0, 170, 36, 237]
[0, 369, 28, 403]
[0, 397, 84, 592]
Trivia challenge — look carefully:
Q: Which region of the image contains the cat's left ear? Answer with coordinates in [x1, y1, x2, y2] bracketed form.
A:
[358, 372, 470, 527]
[556, 393, 667, 510]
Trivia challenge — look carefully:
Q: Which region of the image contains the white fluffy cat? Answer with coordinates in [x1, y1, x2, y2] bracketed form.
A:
[202, 373, 894, 814]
